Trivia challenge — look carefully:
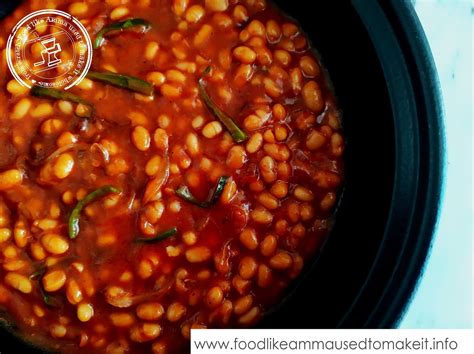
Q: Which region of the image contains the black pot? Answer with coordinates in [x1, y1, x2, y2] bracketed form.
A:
[0, 0, 445, 352]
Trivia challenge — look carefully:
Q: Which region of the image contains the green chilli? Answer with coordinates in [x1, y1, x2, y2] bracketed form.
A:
[87, 71, 154, 96]
[68, 185, 121, 239]
[94, 18, 151, 49]
[176, 176, 229, 208]
[135, 227, 178, 243]
[198, 67, 248, 143]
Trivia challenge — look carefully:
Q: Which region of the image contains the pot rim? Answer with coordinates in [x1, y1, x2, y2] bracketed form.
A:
[339, 0, 446, 328]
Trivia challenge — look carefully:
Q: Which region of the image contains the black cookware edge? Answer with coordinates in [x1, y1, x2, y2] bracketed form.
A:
[342, 0, 445, 327]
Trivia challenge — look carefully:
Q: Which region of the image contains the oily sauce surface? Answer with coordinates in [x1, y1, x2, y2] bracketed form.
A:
[0, 0, 344, 353]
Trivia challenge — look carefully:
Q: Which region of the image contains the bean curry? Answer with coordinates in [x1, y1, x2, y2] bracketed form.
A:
[0, 0, 345, 353]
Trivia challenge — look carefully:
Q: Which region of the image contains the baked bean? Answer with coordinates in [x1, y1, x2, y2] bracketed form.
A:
[145, 42, 159, 61]
[263, 129, 276, 143]
[290, 255, 304, 279]
[40, 119, 64, 136]
[262, 143, 289, 162]
[269, 252, 293, 270]
[166, 302, 187, 322]
[287, 202, 301, 223]
[30, 242, 46, 261]
[10, 98, 31, 120]
[239, 256, 258, 280]
[169, 200, 182, 213]
[306, 129, 326, 150]
[191, 116, 205, 130]
[206, 286, 224, 308]
[161, 83, 182, 98]
[257, 264, 273, 288]
[194, 24, 213, 47]
[260, 234, 277, 257]
[246, 133, 263, 153]
[250, 206, 273, 224]
[185, 132, 200, 156]
[294, 203, 310, 221]
[58, 100, 73, 115]
[282, 23, 299, 38]
[137, 302, 165, 321]
[53, 153, 75, 179]
[69, 2, 88, 17]
[331, 132, 344, 157]
[145, 156, 163, 177]
[92, 236, 110, 252]
[264, 77, 283, 98]
[227, 146, 247, 169]
[272, 103, 287, 120]
[5, 272, 32, 294]
[259, 155, 277, 183]
[0, 228, 12, 243]
[302, 81, 324, 113]
[300, 56, 320, 77]
[280, 162, 300, 185]
[42, 270, 66, 292]
[6, 80, 29, 96]
[320, 192, 337, 211]
[77, 303, 94, 322]
[274, 125, 288, 142]
[31, 103, 53, 118]
[238, 306, 261, 325]
[186, 5, 205, 23]
[110, 6, 130, 20]
[0, 169, 22, 190]
[290, 67, 303, 93]
[166, 69, 186, 84]
[57, 132, 77, 147]
[266, 20, 281, 43]
[13, 220, 28, 248]
[202, 121, 223, 138]
[66, 279, 83, 305]
[131, 323, 162, 343]
[3, 259, 26, 272]
[234, 295, 253, 315]
[185, 246, 211, 263]
[239, 228, 258, 250]
[244, 114, 266, 131]
[171, 0, 188, 16]
[77, 78, 94, 90]
[270, 181, 288, 198]
[41, 234, 69, 255]
[257, 192, 279, 210]
[147, 72, 166, 87]
[274, 50, 291, 67]
[205, 0, 229, 12]
[291, 223, 306, 238]
[294, 186, 314, 202]
[233, 46, 257, 64]
[137, 258, 157, 279]
[50, 324, 67, 338]
[247, 20, 266, 37]
[220, 178, 237, 204]
[232, 275, 251, 295]
[145, 201, 165, 224]
[233, 6, 249, 25]
[152, 342, 167, 354]
[132, 126, 151, 151]
[110, 313, 135, 328]
[153, 128, 169, 151]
